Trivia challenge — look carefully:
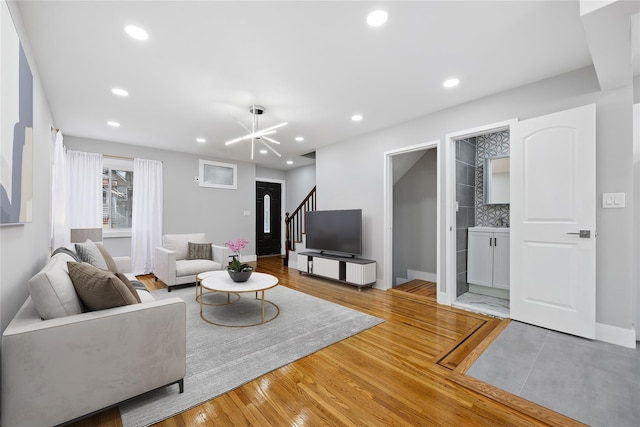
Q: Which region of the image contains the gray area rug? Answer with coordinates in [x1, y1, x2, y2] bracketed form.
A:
[467, 321, 640, 427]
[119, 285, 383, 427]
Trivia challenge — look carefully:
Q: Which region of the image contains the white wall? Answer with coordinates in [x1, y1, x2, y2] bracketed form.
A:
[285, 164, 316, 213]
[256, 166, 285, 181]
[317, 65, 636, 331]
[65, 137, 258, 257]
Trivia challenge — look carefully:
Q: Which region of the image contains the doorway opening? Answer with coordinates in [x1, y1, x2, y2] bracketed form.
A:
[445, 120, 516, 318]
[383, 140, 440, 296]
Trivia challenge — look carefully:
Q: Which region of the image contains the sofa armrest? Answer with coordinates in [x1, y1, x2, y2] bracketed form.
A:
[212, 244, 229, 266]
[154, 246, 177, 286]
[2, 297, 186, 427]
[113, 255, 131, 274]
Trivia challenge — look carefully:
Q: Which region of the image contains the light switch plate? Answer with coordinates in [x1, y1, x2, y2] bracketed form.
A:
[602, 192, 625, 208]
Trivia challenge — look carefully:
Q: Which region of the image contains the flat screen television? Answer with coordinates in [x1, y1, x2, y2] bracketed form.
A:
[305, 209, 362, 257]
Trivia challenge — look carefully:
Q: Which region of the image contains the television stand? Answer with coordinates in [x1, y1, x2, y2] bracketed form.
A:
[297, 252, 376, 290]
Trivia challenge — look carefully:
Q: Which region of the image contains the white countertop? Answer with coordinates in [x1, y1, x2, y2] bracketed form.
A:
[468, 226, 510, 233]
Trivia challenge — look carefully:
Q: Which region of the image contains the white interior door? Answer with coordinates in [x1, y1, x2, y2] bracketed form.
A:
[511, 104, 596, 339]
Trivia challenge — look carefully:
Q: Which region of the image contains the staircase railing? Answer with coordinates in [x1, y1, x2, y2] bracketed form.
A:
[284, 186, 316, 266]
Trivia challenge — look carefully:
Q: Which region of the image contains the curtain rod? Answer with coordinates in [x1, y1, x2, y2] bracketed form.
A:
[104, 154, 134, 161]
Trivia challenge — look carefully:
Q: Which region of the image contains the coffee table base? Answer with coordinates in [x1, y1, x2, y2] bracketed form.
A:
[199, 290, 280, 327]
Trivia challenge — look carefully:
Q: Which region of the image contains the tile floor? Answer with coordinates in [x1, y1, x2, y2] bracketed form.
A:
[467, 321, 640, 427]
[453, 291, 510, 318]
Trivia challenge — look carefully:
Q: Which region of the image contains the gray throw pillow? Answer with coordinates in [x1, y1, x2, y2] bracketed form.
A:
[187, 242, 212, 260]
[75, 239, 108, 270]
[67, 262, 139, 311]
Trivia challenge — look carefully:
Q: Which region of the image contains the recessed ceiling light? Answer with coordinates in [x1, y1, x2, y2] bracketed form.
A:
[443, 78, 460, 88]
[295, 136, 305, 142]
[125, 25, 149, 41]
[111, 88, 129, 97]
[351, 114, 363, 122]
[196, 138, 206, 143]
[286, 160, 293, 165]
[107, 121, 120, 127]
[259, 149, 268, 154]
[367, 10, 388, 27]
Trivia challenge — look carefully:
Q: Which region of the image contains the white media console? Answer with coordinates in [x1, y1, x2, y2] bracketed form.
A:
[297, 251, 376, 290]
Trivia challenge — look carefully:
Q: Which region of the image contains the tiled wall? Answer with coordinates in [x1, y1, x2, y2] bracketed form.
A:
[475, 130, 510, 226]
[456, 137, 476, 296]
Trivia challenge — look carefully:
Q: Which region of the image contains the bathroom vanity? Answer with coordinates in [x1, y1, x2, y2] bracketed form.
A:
[467, 227, 510, 290]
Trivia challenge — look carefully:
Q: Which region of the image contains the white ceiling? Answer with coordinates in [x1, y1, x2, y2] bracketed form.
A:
[16, 1, 596, 170]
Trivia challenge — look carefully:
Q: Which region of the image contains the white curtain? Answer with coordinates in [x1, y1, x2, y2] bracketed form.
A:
[50, 130, 68, 248]
[66, 150, 103, 229]
[131, 158, 163, 275]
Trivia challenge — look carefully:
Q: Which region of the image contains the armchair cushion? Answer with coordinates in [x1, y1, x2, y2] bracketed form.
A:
[187, 242, 212, 260]
[175, 259, 222, 276]
[75, 239, 108, 270]
[68, 262, 139, 311]
[28, 253, 84, 320]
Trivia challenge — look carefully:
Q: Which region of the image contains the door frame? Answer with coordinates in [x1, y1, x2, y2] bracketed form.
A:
[255, 177, 286, 256]
[443, 119, 517, 306]
[383, 139, 440, 292]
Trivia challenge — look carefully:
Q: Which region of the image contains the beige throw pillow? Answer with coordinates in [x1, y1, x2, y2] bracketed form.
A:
[187, 242, 213, 260]
[67, 262, 139, 311]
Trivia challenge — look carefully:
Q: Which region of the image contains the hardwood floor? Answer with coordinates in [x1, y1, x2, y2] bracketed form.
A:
[70, 256, 581, 427]
[393, 279, 437, 300]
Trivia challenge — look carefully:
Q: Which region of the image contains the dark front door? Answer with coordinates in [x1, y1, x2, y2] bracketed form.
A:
[256, 181, 281, 256]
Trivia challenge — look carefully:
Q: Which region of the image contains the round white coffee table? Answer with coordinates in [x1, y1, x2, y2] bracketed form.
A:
[200, 271, 279, 327]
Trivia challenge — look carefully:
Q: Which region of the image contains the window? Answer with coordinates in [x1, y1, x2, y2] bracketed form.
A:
[102, 159, 133, 230]
[199, 159, 237, 189]
[263, 194, 271, 233]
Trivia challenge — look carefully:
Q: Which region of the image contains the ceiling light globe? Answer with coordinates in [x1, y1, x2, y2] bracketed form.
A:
[196, 138, 206, 143]
[443, 78, 460, 88]
[295, 136, 305, 142]
[286, 160, 293, 165]
[107, 121, 120, 127]
[111, 88, 129, 97]
[125, 25, 149, 41]
[367, 10, 388, 27]
[351, 114, 363, 122]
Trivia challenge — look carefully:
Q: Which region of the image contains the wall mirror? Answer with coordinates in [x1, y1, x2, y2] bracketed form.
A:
[484, 155, 510, 204]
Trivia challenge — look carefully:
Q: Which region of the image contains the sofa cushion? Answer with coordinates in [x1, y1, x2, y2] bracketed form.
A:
[187, 242, 212, 260]
[68, 262, 139, 311]
[75, 240, 108, 270]
[96, 243, 118, 273]
[163, 233, 207, 261]
[175, 259, 222, 277]
[28, 253, 84, 319]
[116, 272, 142, 303]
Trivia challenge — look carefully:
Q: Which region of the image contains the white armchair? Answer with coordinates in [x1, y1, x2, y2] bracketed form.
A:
[154, 233, 229, 291]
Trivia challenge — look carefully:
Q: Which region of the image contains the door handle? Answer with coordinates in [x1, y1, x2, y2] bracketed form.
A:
[567, 230, 591, 238]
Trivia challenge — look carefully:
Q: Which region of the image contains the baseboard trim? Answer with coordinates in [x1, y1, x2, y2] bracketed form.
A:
[407, 269, 437, 282]
[596, 322, 636, 349]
